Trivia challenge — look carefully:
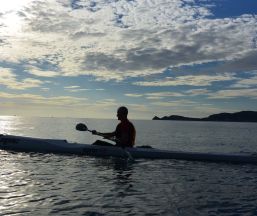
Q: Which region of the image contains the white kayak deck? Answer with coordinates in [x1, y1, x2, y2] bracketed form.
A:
[1, 134, 257, 164]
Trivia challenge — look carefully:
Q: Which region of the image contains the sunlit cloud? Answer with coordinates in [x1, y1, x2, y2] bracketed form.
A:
[125, 91, 185, 99]
[26, 66, 60, 77]
[41, 87, 50, 91]
[0, 0, 256, 82]
[230, 76, 257, 88]
[208, 88, 257, 99]
[93, 98, 118, 109]
[0, 91, 88, 106]
[64, 86, 81, 89]
[133, 74, 237, 87]
[145, 92, 185, 100]
[0, 67, 44, 90]
[151, 99, 197, 107]
[66, 89, 90, 92]
[184, 88, 210, 96]
[64, 86, 90, 92]
[64, 86, 105, 92]
[125, 93, 143, 98]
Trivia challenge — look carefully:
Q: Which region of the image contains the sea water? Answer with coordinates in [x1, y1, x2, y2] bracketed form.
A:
[1, 116, 257, 216]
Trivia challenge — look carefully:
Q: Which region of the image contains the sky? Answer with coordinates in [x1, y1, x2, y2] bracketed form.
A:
[0, 0, 257, 119]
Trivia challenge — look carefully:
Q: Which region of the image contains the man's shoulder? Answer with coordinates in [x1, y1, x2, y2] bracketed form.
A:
[128, 120, 135, 126]
[127, 120, 135, 130]
[117, 120, 134, 127]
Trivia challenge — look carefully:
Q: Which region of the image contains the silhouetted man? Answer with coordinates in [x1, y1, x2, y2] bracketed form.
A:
[92, 106, 136, 148]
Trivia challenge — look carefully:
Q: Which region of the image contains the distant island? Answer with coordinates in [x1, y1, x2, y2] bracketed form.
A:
[153, 111, 257, 123]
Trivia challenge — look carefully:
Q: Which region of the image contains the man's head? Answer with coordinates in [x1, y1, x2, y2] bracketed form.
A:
[117, 106, 128, 121]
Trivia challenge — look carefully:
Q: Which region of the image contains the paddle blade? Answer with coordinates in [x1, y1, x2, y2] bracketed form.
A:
[76, 123, 88, 131]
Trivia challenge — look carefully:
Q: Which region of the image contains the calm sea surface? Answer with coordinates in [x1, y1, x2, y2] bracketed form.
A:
[1, 116, 257, 216]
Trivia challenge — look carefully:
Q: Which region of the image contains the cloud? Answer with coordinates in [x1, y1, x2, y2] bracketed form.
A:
[231, 78, 257, 88]
[0, 38, 8, 46]
[25, 66, 60, 77]
[127, 103, 150, 112]
[0, 0, 256, 82]
[64, 86, 105, 92]
[145, 92, 185, 99]
[41, 87, 50, 91]
[125, 93, 143, 98]
[64, 85, 90, 92]
[151, 99, 197, 107]
[65, 88, 90, 92]
[0, 67, 44, 90]
[125, 91, 185, 99]
[229, 71, 257, 88]
[64, 85, 81, 89]
[133, 73, 237, 87]
[93, 98, 118, 109]
[200, 51, 257, 75]
[184, 88, 210, 96]
[0, 91, 88, 106]
[208, 88, 257, 99]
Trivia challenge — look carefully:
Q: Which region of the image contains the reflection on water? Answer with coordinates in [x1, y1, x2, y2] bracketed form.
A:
[0, 151, 139, 215]
[93, 158, 135, 189]
[0, 116, 22, 134]
[0, 153, 35, 215]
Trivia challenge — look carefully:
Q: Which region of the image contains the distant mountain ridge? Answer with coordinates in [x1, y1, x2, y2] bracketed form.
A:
[153, 111, 257, 122]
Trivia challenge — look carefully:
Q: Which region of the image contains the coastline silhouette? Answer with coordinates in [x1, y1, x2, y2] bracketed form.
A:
[153, 111, 257, 123]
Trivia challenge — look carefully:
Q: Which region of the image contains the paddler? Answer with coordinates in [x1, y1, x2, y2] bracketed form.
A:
[92, 106, 136, 148]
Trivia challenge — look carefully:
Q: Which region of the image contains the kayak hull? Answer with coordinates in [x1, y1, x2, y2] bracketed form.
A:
[1, 134, 257, 164]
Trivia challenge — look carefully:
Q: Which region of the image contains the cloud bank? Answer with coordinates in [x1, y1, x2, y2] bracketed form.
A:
[0, 0, 256, 81]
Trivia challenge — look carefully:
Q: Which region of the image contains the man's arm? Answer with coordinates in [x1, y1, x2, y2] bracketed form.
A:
[92, 130, 116, 139]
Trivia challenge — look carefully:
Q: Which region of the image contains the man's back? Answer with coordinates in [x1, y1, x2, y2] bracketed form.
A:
[115, 120, 136, 147]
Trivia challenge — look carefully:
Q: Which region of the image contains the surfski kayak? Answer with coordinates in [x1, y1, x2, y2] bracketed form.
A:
[1, 134, 257, 164]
